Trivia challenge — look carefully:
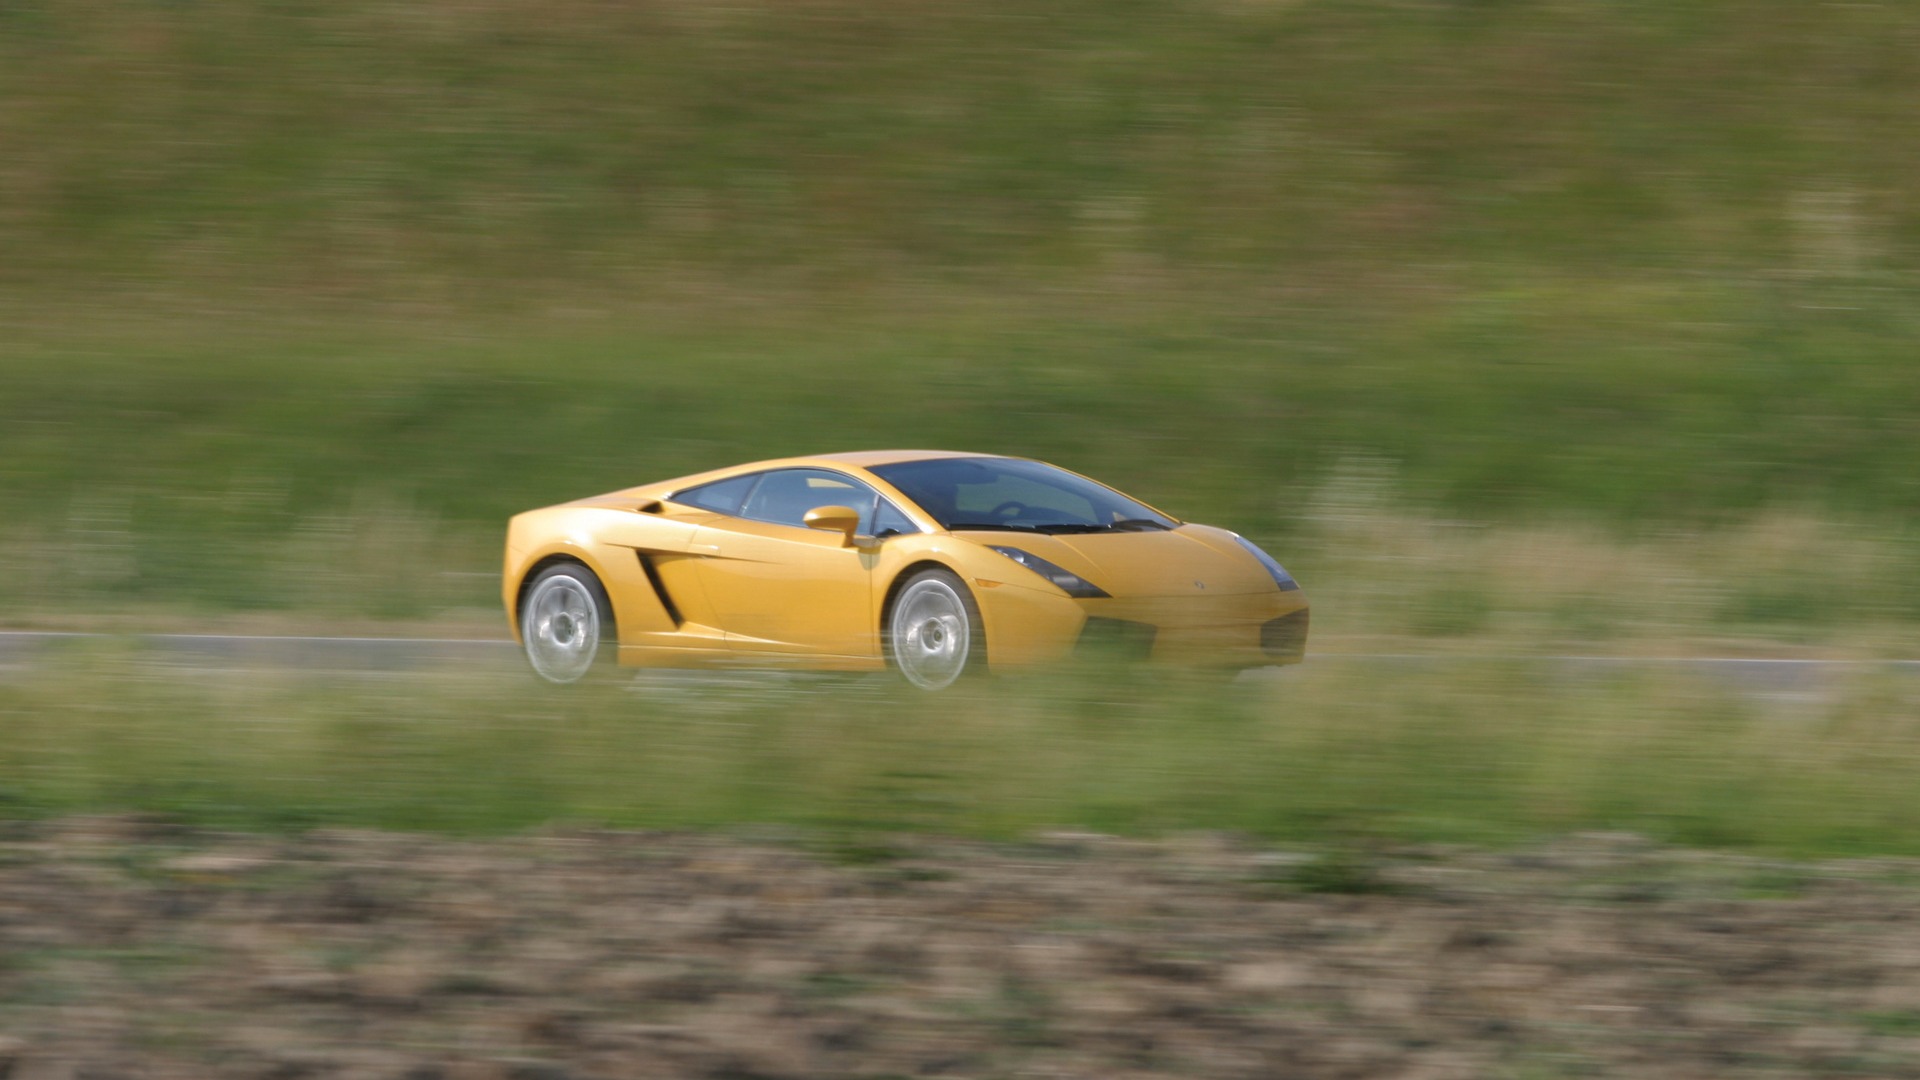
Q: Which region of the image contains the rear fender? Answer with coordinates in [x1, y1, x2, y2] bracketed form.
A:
[506, 515, 703, 648]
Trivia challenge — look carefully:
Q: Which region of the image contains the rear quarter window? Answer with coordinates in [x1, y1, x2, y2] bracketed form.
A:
[672, 473, 760, 514]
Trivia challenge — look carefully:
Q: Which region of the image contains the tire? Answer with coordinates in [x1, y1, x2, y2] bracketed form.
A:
[519, 563, 615, 684]
[886, 568, 985, 690]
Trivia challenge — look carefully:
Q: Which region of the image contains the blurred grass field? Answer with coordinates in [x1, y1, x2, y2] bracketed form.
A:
[3, 653, 1918, 858]
[3, 0, 1919, 638]
[3, 1, 1919, 848]
[7, 0, 1919, 300]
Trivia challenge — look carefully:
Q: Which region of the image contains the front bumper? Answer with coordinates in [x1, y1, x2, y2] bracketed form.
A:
[973, 581, 1310, 670]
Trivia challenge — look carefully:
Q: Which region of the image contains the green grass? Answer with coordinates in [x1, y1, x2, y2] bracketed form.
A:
[2, 0, 1919, 622]
[4, 310, 1920, 632]
[2, 0, 1918, 852]
[6, 0, 1918, 293]
[3, 653, 1918, 856]
[1857, 1012, 1920, 1038]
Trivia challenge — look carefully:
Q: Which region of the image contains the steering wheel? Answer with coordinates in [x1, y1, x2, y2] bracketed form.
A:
[988, 500, 1030, 519]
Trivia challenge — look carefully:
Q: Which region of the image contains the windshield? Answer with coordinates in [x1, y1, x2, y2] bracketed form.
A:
[869, 457, 1177, 534]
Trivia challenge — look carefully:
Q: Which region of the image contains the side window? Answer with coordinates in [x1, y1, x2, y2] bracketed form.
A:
[740, 469, 880, 530]
[672, 473, 760, 515]
[873, 499, 918, 538]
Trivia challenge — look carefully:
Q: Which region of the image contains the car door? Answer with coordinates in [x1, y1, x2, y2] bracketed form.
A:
[687, 468, 884, 658]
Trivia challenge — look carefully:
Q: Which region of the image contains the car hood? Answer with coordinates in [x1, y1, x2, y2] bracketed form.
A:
[955, 524, 1275, 598]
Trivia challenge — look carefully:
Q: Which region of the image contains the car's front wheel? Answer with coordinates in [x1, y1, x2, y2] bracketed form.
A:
[520, 563, 614, 683]
[887, 568, 984, 690]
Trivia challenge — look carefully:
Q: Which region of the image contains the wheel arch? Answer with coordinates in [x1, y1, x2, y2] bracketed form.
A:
[879, 559, 965, 634]
[879, 559, 988, 673]
[512, 553, 618, 643]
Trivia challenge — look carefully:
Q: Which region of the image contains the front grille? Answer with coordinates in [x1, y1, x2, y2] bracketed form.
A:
[1076, 617, 1158, 662]
[1261, 609, 1310, 660]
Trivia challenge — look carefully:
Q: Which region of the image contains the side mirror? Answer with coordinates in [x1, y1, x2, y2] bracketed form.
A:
[802, 505, 862, 545]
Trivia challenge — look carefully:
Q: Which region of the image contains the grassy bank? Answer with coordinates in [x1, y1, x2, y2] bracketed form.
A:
[6, 0, 1917, 295]
[5, 308, 1920, 637]
[4, 652, 1917, 856]
[4, 0, 1919, 626]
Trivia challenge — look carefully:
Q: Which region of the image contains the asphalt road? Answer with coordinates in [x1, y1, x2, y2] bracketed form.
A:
[0, 631, 516, 672]
[3, 631, 1917, 691]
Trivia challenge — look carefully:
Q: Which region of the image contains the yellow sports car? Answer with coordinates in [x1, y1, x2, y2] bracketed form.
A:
[502, 451, 1308, 688]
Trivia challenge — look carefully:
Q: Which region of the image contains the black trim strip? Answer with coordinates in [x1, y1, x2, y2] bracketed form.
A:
[636, 552, 684, 627]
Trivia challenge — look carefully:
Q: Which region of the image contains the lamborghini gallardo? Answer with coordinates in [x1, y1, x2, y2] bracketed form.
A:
[503, 451, 1308, 688]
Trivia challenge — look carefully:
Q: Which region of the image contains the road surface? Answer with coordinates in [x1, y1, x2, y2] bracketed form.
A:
[2, 631, 1915, 692]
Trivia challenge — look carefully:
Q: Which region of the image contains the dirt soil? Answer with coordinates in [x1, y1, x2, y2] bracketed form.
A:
[1, 819, 1918, 1080]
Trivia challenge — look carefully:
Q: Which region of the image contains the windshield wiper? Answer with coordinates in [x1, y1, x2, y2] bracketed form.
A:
[950, 519, 1174, 535]
[1034, 519, 1173, 534]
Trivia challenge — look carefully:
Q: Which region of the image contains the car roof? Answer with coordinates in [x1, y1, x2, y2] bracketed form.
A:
[804, 449, 1000, 468]
[677, 449, 1005, 481]
[626, 450, 1007, 499]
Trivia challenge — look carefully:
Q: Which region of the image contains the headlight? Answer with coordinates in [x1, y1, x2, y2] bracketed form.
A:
[988, 546, 1110, 598]
[1233, 535, 1300, 591]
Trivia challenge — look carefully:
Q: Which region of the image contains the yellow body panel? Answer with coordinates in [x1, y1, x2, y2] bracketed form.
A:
[689, 516, 874, 656]
[503, 450, 1309, 674]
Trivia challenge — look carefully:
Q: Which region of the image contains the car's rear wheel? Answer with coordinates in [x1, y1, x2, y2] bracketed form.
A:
[887, 568, 983, 690]
[521, 563, 614, 683]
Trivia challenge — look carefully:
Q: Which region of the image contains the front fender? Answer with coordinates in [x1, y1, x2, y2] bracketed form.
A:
[870, 535, 1085, 669]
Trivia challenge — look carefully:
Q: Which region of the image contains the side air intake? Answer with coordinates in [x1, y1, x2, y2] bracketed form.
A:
[1075, 617, 1157, 661]
[635, 552, 684, 628]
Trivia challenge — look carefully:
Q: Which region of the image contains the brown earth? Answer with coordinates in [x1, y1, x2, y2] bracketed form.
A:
[0, 819, 1918, 1080]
